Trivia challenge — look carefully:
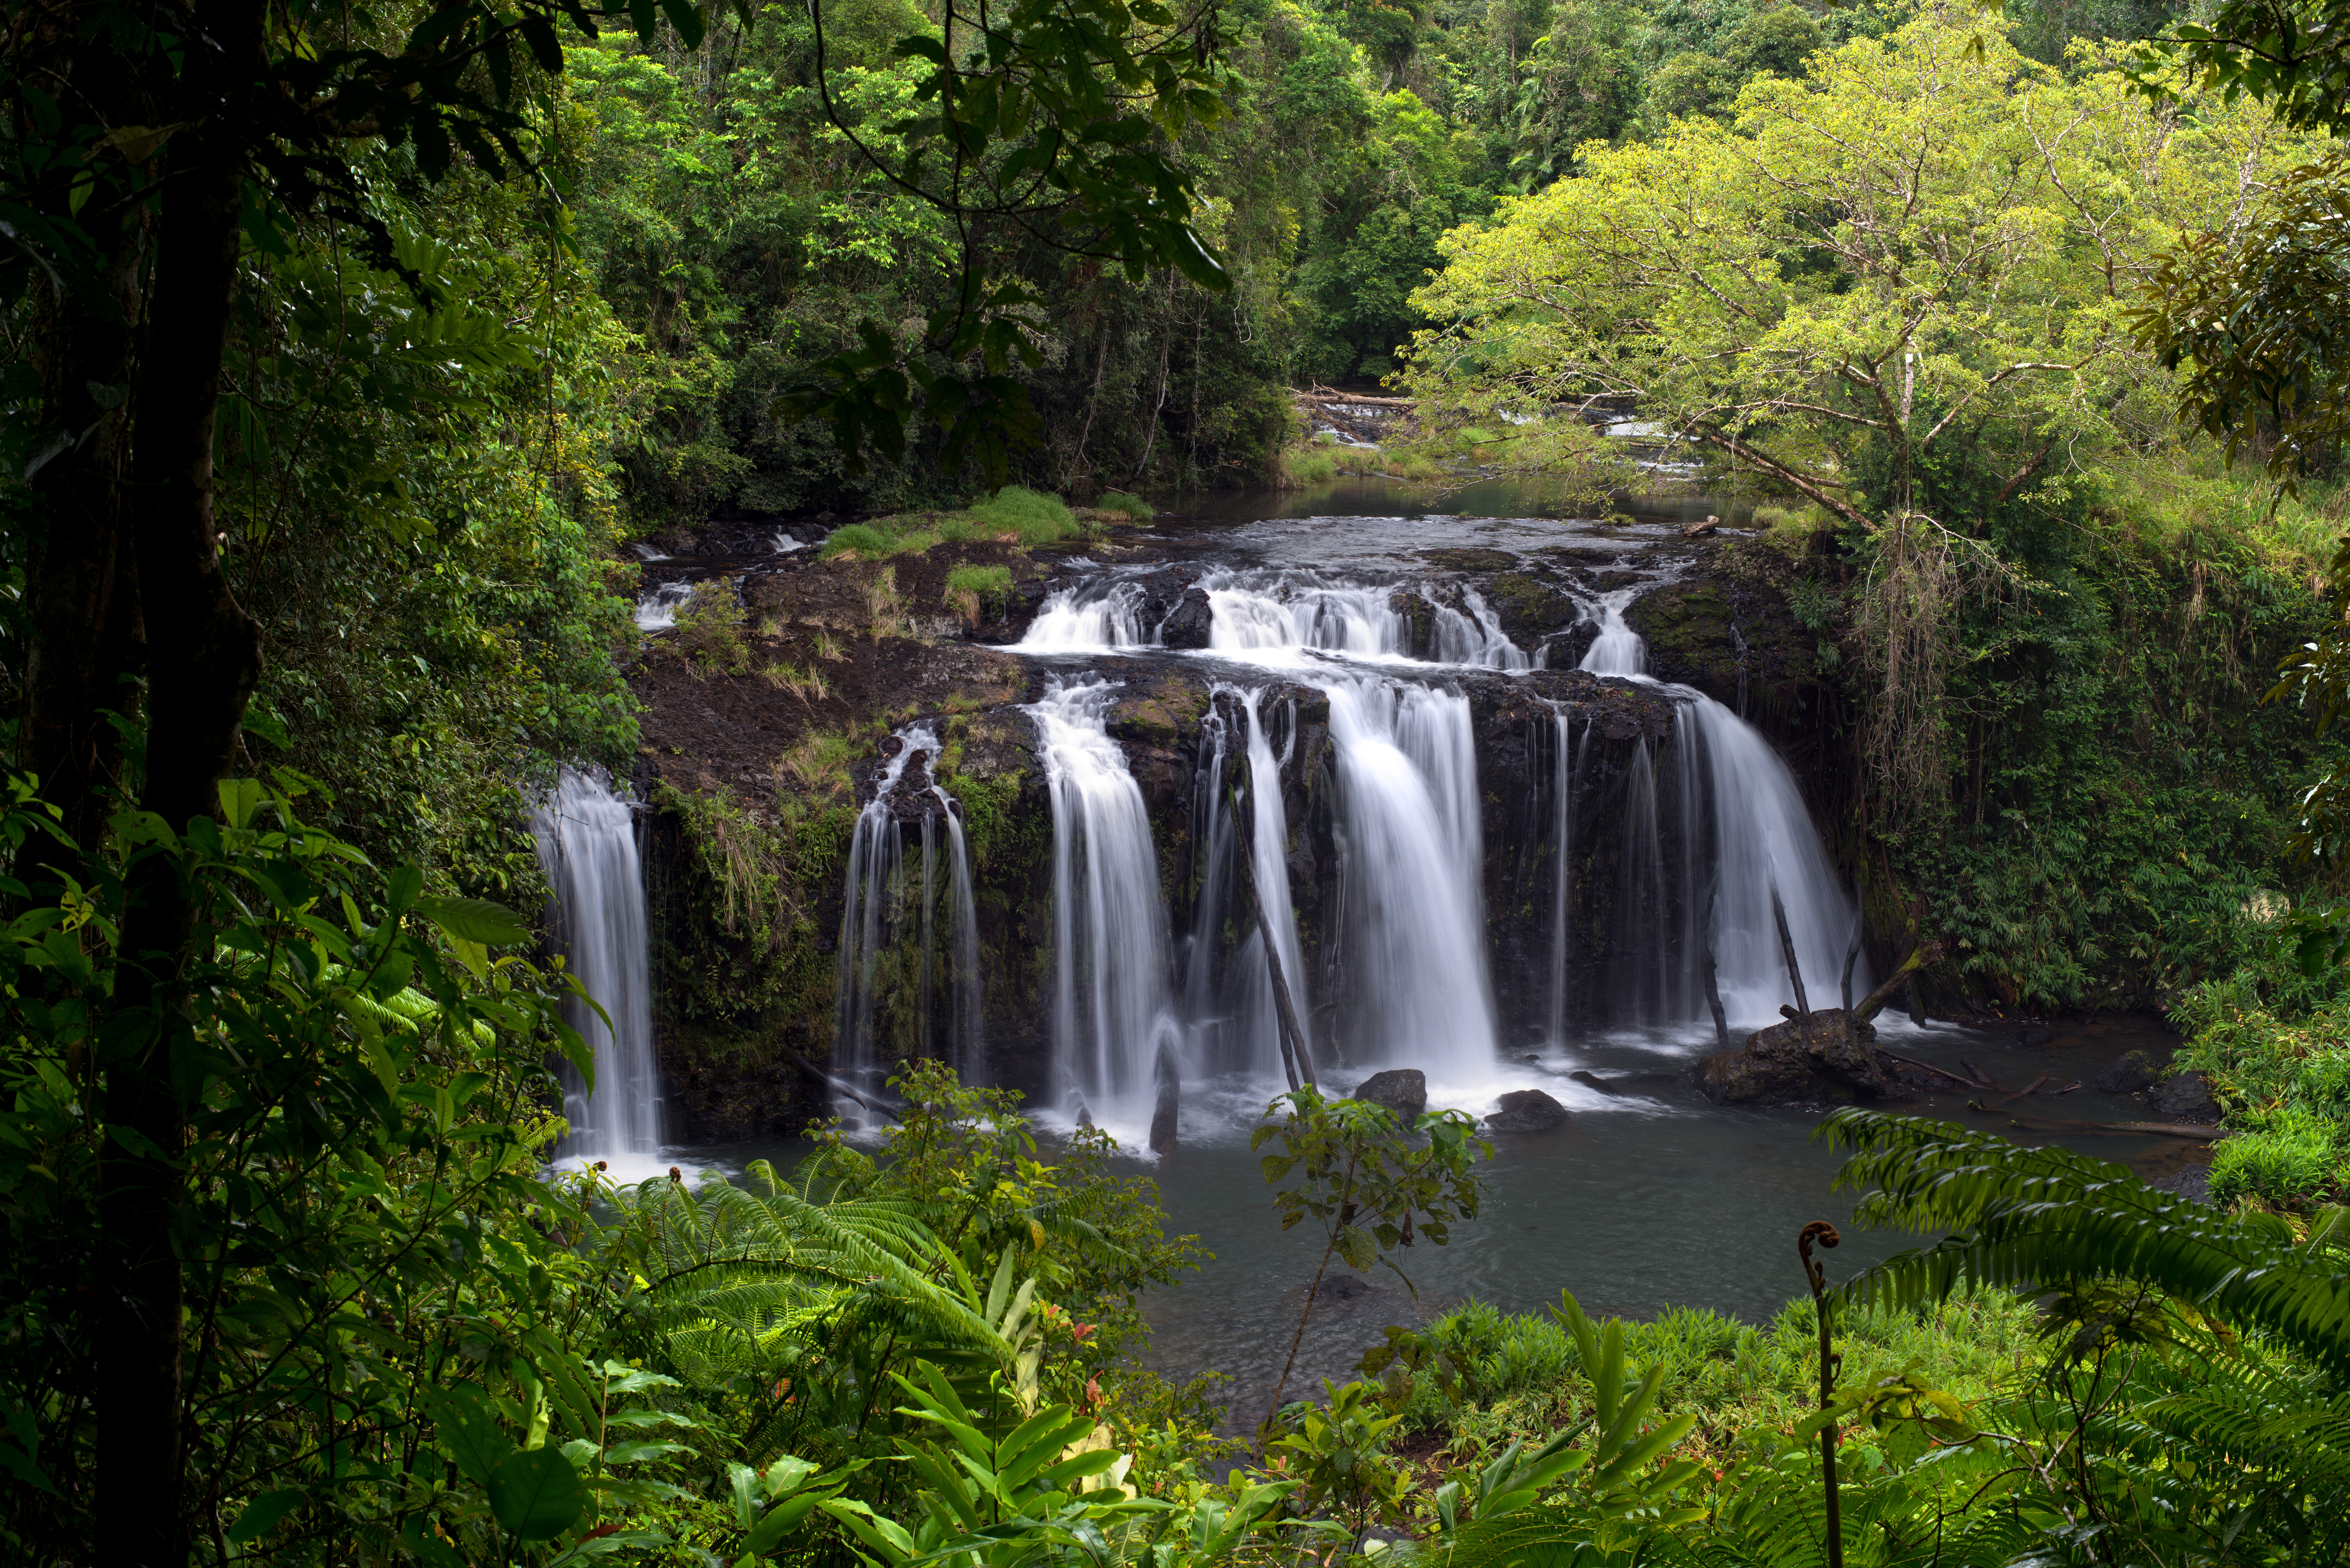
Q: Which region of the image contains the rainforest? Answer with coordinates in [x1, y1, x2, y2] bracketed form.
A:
[14, 0, 2350, 1560]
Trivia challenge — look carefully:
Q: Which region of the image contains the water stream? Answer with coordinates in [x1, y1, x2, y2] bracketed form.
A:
[833, 725, 986, 1102]
[530, 768, 665, 1169]
[1029, 678, 1181, 1123]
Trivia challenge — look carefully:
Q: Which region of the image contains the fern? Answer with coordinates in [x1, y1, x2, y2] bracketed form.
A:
[1818, 1109, 2350, 1380]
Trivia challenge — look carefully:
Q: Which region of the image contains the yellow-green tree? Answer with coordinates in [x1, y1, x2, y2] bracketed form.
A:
[1401, 12, 2311, 521]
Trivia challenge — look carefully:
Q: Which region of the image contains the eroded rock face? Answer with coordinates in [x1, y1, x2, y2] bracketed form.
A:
[1485, 1088, 1568, 1130]
[1695, 1009, 1915, 1106]
[1351, 1068, 1428, 1119]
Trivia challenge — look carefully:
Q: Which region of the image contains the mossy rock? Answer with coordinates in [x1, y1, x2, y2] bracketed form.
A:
[1418, 547, 1519, 572]
[1484, 571, 1577, 634]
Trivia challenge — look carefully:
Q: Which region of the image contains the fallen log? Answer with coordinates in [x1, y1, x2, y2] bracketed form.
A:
[777, 1039, 902, 1122]
[1983, 1073, 2053, 1111]
[1876, 1047, 1991, 1090]
[2001, 1110, 2230, 1141]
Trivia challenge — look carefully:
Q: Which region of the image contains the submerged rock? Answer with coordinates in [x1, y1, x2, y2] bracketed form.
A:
[1696, 1009, 1914, 1106]
[1486, 1088, 1568, 1131]
[1352, 1068, 1428, 1119]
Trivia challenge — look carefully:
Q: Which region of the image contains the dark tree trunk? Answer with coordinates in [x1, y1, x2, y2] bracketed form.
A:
[101, 9, 265, 1553]
[18, 24, 154, 863]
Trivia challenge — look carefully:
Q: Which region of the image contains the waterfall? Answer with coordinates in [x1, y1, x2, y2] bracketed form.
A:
[1430, 586, 1530, 669]
[1239, 687, 1315, 1077]
[1578, 595, 1857, 1024]
[530, 768, 663, 1162]
[1320, 677, 1499, 1068]
[635, 580, 694, 631]
[1544, 710, 1588, 1041]
[1027, 678, 1178, 1118]
[834, 725, 985, 1104]
[1020, 580, 1154, 651]
[1207, 574, 1409, 661]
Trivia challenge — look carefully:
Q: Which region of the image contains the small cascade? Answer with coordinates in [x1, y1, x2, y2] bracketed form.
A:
[1027, 678, 1178, 1118]
[636, 581, 694, 631]
[530, 769, 664, 1161]
[834, 726, 985, 1104]
[1320, 677, 1499, 1068]
[1578, 596, 1856, 1024]
[1020, 580, 1154, 651]
[1429, 586, 1531, 669]
[1207, 575, 1408, 661]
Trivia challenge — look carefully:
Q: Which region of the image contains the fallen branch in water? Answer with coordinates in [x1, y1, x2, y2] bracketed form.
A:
[2001, 1110, 2228, 1141]
[776, 1037, 902, 1122]
[1876, 1047, 1991, 1090]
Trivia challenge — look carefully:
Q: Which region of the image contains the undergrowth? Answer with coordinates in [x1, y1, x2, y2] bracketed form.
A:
[1392, 1285, 2040, 1467]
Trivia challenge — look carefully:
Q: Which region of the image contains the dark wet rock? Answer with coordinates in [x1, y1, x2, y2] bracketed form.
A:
[1418, 548, 1519, 572]
[1486, 1088, 1569, 1130]
[1159, 585, 1215, 649]
[2151, 1070, 2220, 1123]
[1352, 1068, 1428, 1119]
[1697, 1009, 1915, 1105]
[1569, 1070, 1618, 1093]
[2149, 1164, 2213, 1204]
[2096, 1049, 2169, 1095]
[2019, 1027, 2055, 1047]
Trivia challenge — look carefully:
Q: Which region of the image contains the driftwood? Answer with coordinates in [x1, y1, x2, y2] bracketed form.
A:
[777, 1039, 902, 1122]
[1770, 882, 1811, 1019]
[2003, 1110, 2230, 1141]
[1850, 939, 1934, 1024]
[1876, 1046, 1991, 1090]
[1702, 888, 1731, 1052]
[1230, 783, 1315, 1090]
[1840, 907, 1863, 1014]
[1983, 1073, 2053, 1111]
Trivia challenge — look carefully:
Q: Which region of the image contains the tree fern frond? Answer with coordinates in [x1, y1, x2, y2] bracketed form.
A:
[1818, 1109, 2350, 1380]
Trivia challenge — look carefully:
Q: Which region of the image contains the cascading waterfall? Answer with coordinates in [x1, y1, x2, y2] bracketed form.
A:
[1027, 678, 1179, 1118]
[1207, 574, 1407, 661]
[834, 726, 985, 1104]
[1238, 687, 1315, 1077]
[636, 580, 694, 631]
[530, 769, 663, 1162]
[1320, 677, 1499, 1067]
[1021, 580, 1155, 651]
[1577, 595, 1856, 1024]
[1431, 587, 1532, 669]
[1544, 710, 1589, 1042]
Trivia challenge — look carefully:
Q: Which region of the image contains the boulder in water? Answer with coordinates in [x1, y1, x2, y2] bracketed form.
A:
[1352, 1068, 1428, 1119]
[2150, 1070, 2220, 1124]
[1486, 1089, 1568, 1131]
[2096, 1050, 2168, 1095]
[1696, 1009, 1913, 1106]
[1158, 585, 1215, 649]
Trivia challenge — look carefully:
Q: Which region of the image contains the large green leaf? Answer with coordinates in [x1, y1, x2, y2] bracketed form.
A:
[415, 894, 533, 947]
[488, 1446, 584, 1540]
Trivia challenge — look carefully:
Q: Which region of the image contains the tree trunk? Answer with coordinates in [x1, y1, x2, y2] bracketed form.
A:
[102, 30, 266, 1558]
[18, 24, 155, 863]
